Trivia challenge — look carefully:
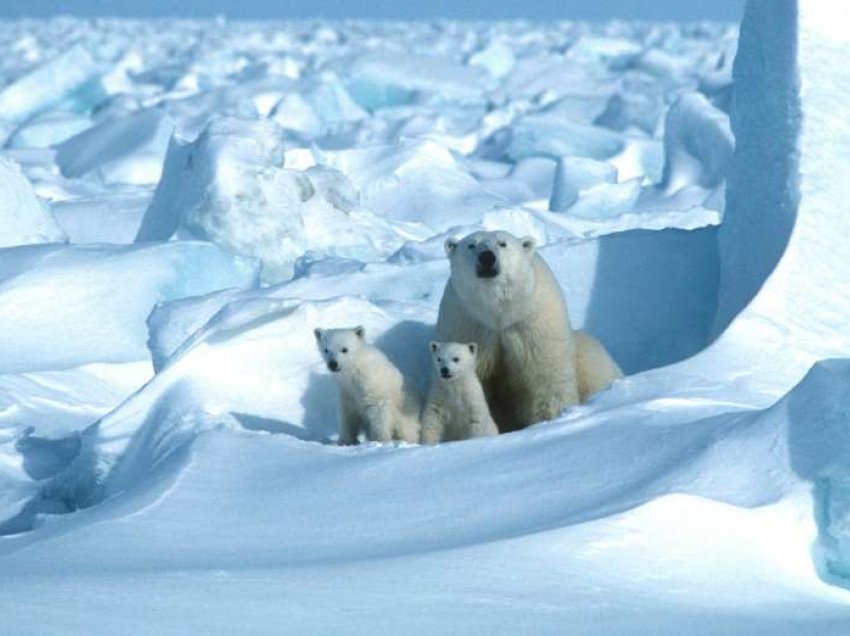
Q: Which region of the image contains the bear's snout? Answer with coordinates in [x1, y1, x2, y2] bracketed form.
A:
[440, 367, 452, 379]
[328, 360, 340, 372]
[478, 250, 496, 268]
[476, 250, 499, 278]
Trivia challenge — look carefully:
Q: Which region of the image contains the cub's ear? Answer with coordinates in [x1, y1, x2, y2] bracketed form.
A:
[468, 342, 477, 356]
[521, 236, 536, 253]
[354, 326, 365, 339]
[313, 328, 323, 341]
[444, 237, 458, 256]
[429, 341, 440, 353]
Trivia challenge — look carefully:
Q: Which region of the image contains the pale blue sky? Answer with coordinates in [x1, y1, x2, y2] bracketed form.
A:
[0, 0, 745, 21]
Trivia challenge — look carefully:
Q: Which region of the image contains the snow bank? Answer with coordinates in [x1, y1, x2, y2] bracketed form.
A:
[30, 295, 434, 516]
[0, 242, 259, 374]
[0, 157, 66, 248]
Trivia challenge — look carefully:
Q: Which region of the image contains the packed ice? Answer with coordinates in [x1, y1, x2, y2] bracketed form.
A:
[2, 2, 850, 633]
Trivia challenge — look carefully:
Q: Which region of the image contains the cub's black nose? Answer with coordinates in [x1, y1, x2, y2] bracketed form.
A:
[478, 250, 496, 269]
[440, 367, 451, 378]
[328, 360, 339, 372]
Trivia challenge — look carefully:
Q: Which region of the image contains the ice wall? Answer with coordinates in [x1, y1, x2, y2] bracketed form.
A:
[709, 0, 850, 584]
[713, 0, 800, 334]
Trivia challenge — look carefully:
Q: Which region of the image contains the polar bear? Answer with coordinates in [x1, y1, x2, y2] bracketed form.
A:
[421, 341, 499, 444]
[315, 326, 422, 444]
[436, 230, 622, 433]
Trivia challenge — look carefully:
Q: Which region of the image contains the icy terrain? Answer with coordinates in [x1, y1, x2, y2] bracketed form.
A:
[2, 1, 850, 633]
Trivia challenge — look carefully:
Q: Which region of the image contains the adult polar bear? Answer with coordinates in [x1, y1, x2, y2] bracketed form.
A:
[436, 230, 622, 433]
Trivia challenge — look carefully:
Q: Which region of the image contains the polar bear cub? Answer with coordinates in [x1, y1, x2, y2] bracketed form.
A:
[421, 341, 499, 444]
[315, 326, 422, 445]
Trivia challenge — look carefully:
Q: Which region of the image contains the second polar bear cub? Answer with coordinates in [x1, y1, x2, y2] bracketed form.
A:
[315, 326, 422, 445]
[421, 341, 499, 444]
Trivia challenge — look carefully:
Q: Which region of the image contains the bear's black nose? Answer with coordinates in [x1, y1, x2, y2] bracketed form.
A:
[478, 250, 496, 269]
[440, 367, 451, 378]
[328, 360, 339, 372]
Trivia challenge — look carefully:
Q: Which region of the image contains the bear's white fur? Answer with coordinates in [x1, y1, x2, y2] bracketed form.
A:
[436, 230, 622, 432]
[421, 341, 499, 444]
[315, 326, 422, 444]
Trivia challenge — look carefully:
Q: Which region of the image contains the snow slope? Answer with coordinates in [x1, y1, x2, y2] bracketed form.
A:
[2, 3, 850, 634]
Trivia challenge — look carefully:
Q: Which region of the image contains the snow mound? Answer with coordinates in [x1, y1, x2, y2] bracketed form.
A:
[0, 157, 66, 248]
[31, 296, 433, 517]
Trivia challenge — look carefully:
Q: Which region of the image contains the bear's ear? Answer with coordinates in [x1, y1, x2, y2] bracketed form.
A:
[354, 326, 365, 339]
[313, 328, 323, 341]
[429, 341, 440, 353]
[468, 342, 477, 356]
[444, 237, 458, 256]
[521, 236, 536, 253]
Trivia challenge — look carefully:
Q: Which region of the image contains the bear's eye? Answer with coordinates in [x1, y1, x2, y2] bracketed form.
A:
[498, 240, 507, 248]
[452, 357, 459, 363]
[341, 347, 348, 354]
[467, 243, 475, 249]
[324, 348, 329, 354]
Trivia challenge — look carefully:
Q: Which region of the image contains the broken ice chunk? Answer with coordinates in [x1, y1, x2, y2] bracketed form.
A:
[0, 45, 100, 123]
[0, 157, 66, 248]
[550, 156, 618, 211]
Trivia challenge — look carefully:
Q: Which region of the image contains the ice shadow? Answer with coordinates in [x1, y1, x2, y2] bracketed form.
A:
[579, 226, 720, 375]
[16, 430, 82, 481]
[231, 412, 323, 441]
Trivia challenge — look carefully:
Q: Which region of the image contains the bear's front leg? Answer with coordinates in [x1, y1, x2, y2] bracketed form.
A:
[338, 395, 362, 446]
[365, 404, 395, 443]
[525, 380, 578, 425]
[420, 407, 444, 445]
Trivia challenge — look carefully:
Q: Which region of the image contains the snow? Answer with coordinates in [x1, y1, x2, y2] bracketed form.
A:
[3, 6, 850, 634]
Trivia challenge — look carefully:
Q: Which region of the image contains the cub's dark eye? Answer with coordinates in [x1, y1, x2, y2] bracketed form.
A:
[341, 347, 348, 354]
[452, 357, 459, 363]
[324, 348, 329, 354]
[498, 241, 507, 248]
[467, 243, 475, 249]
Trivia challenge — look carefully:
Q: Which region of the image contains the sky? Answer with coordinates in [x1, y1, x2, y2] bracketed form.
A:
[0, 0, 745, 21]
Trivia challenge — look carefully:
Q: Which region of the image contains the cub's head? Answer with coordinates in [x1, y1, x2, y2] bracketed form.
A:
[429, 341, 477, 380]
[444, 230, 536, 281]
[314, 326, 366, 373]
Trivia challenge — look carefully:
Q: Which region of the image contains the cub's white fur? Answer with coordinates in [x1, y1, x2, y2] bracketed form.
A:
[315, 326, 421, 444]
[421, 341, 498, 444]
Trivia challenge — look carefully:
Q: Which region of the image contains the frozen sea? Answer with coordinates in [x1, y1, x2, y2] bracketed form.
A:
[2, 1, 850, 633]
